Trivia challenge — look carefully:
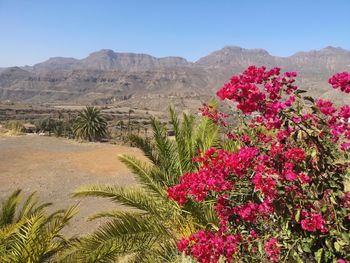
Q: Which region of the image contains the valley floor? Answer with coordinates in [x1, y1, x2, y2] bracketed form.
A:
[0, 135, 143, 236]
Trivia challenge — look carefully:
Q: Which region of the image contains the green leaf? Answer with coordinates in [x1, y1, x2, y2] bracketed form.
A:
[315, 248, 323, 263]
[297, 244, 303, 253]
[329, 196, 337, 205]
[334, 241, 341, 252]
[335, 240, 347, 253]
[295, 209, 301, 223]
[301, 240, 311, 253]
[258, 240, 264, 256]
[292, 251, 304, 263]
[341, 232, 350, 243]
[310, 149, 318, 159]
[321, 206, 328, 213]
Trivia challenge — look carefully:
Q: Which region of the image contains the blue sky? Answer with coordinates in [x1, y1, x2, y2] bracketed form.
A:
[0, 0, 349, 67]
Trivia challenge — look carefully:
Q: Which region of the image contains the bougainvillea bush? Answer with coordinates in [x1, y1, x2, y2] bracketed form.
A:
[168, 66, 350, 262]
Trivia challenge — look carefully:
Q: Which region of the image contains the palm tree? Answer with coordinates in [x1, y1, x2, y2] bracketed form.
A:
[0, 189, 76, 263]
[66, 107, 220, 262]
[73, 106, 108, 142]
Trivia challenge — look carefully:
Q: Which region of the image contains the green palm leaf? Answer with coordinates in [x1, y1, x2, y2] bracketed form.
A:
[0, 189, 22, 228]
[73, 106, 108, 142]
[118, 155, 167, 196]
[74, 185, 168, 216]
[71, 106, 221, 262]
[0, 190, 76, 263]
[58, 214, 171, 263]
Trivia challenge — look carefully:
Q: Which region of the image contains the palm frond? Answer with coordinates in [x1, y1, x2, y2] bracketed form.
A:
[0, 191, 76, 263]
[0, 189, 22, 228]
[127, 239, 180, 263]
[128, 134, 160, 166]
[183, 201, 218, 229]
[87, 210, 145, 221]
[150, 117, 179, 175]
[17, 191, 53, 222]
[118, 154, 167, 195]
[74, 185, 168, 216]
[70, 106, 223, 262]
[193, 115, 220, 160]
[1, 211, 47, 262]
[169, 106, 190, 176]
[61, 214, 171, 263]
[0, 218, 26, 244]
[73, 106, 108, 141]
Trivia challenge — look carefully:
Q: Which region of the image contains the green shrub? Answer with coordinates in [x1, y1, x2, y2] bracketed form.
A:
[4, 121, 23, 134]
[73, 106, 108, 141]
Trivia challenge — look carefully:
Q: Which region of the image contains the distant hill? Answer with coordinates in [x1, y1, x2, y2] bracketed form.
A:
[0, 46, 349, 111]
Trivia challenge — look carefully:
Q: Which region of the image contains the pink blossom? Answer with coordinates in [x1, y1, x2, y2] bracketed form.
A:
[316, 99, 336, 116]
[329, 72, 350, 93]
[300, 211, 328, 233]
[264, 238, 281, 262]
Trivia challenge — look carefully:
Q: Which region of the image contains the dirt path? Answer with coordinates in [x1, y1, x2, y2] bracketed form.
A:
[0, 135, 144, 236]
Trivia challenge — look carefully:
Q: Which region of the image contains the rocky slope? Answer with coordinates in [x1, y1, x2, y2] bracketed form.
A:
[0, 46, 349, 111]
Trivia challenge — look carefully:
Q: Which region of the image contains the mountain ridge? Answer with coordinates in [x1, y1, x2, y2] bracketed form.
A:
[13, 45, 350, 70]
[1, 46, 349, 111]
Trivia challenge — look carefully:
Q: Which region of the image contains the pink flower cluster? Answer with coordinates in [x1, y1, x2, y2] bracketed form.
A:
[314, 99, 350, 147]
[300, 210, 328, 233]
[177, 231, 242, 263]
[168, 66, 350, 262]
[328, 72, 350, 93]
[168, 146, 258, 204]
[216, 66, 297, 129]
[199, 103, 228, 126]
[233, 200, 274, 223]
[316, 99, 337, 116]
[264, 238, 281, 262]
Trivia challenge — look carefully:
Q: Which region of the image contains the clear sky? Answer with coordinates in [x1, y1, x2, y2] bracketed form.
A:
[0, 0, 349, 67]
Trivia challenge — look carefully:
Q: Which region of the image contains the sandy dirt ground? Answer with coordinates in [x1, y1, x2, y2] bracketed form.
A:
[0, 135, 144, 236]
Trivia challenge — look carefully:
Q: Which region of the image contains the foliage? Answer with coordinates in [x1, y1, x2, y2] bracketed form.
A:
[0, 189, 76, 263]
[64, 107, 220, 262]
[168, 67, 350, 262]
[35, 117, 73, 137]
[72, 106, 108, 142]
[3, 120, 23, 134]
[35, 117, 56, 133]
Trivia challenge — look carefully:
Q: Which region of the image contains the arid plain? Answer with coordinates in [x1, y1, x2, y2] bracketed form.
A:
[0, 135, 143, 236]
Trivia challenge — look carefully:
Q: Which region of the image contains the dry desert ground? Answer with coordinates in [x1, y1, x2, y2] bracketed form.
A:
[0, 135, 144, 236]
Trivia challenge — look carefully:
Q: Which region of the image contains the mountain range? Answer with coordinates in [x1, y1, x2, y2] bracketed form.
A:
[1, 46, 349, 111]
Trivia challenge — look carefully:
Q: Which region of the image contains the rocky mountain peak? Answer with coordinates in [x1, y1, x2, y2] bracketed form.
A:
[31, 57, 79, 73]
[1, 46, 349, 109]
[292, 46, 349, 57]
[195, 46, 274, 69]
[86, 49, 117, 58]
[321, 46, 348, 53]
[1, 66, 31, 76]
[0, 67, 32, 86]
[221, 46, 270, 55]
[71, 49, 192, 71]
